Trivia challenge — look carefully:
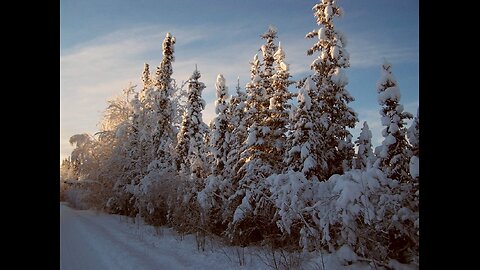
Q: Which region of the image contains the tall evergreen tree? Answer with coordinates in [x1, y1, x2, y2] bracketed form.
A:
[374, 60, 413, 182]
[210, 74, 230, 178]
[236, 53, 270, 184]
[136, 63, 152, 176]
[235, 26, 287, 183]
[224, 78, 247, 183]
[305, 0, 358, 180]
[225, 50, 274, 241]
[137, 63, 155, 170]
[139, 63, 152, 103]
[234, 54, 264, 182]
[175, 67, 208, 179]
[285, 77, 321, 180]
[197, 74, 232, 232]
[265, 43, 292, 173]
[149, 33, 177, 172]
[260, 26, 278, 105]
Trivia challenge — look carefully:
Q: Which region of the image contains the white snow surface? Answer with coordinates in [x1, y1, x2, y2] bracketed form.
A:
[61, 202, 412, 270]
[61, 202, 257, 270]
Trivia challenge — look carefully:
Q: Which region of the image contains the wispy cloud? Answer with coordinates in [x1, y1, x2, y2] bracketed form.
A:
[267, 30, 419, 80]
[60, 24, 418, 162]
[60, 24, 257, 161]
[347, 34, 418, 68]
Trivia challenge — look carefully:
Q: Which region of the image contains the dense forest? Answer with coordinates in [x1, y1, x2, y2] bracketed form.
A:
[60, 0, 419, 267]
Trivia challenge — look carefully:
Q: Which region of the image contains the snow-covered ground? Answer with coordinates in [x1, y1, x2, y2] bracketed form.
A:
[60, 202, 410, 270]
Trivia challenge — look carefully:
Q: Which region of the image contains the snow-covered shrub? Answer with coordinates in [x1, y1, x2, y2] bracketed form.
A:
[131, 165, 177, 226]
[64, 184, 90, 210]
[167, 173, 205, 236]
[224, 178, 281, 247]
[197, 174, 232, 235]
[267, 168, 418, 265]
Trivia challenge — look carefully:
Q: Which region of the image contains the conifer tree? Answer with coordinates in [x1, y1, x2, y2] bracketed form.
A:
[260, 26, 278, 104]
[175, 67, 208, 179]
[265, 43, 292, 173]
[210, 74, 230, 178]
[305, 0, 358, 180]
[234, 54, 266, 183]
[224, 78, 247, 182]
[285, 77, 321, 180]
[149, 33, 177, 172]
[375, 60, 413, 182]
[197, 75, 231, 232]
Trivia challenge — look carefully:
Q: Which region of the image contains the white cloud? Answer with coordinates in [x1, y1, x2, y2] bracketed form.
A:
[60, 24, 255, 160]
[266, 31, 419, 79]
[347, 34, 418, 68]
[60, 24, 418, 161]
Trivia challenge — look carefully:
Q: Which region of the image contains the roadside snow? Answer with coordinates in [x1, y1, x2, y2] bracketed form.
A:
[60, 203, 414, 270]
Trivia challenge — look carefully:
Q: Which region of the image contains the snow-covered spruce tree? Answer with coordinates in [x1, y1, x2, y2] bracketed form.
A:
[148, 32, 177, 173]
[127, 63, 154, 178]
[258, 27, 293, 169]
[305, 0, 358, 180]
[216, 79, 247, 223]
[129, 34, 178, 222]
[408, 108, 419, 180]
[197, 74, 232, 235]
[139, 63, 152, 103]
[226, 51, 279, 244]
[60, 158, 74, 201]
[233, 54, 265, 182]
[265, 42, 293, 173]
[234, 27, 287, 183]
[174, 67, 209, 232]
[175, 67, 209, 179]
[210, 74, 230, 177]
[260, 26, 278, 104]
[198, 79, 247, 235]
[285, 77, 321, 180]
[374, 60, 413, 183]
[224, 78, 247, 181]
[136, 63, 153, 177]
[354, 121, 375, 169]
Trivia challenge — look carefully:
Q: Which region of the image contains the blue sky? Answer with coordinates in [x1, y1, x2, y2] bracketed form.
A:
[60, 0, 418, 162]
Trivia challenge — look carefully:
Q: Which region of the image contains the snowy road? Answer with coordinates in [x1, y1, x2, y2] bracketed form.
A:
[60, 203, 235, 270]
[60, 203, 392, 270]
